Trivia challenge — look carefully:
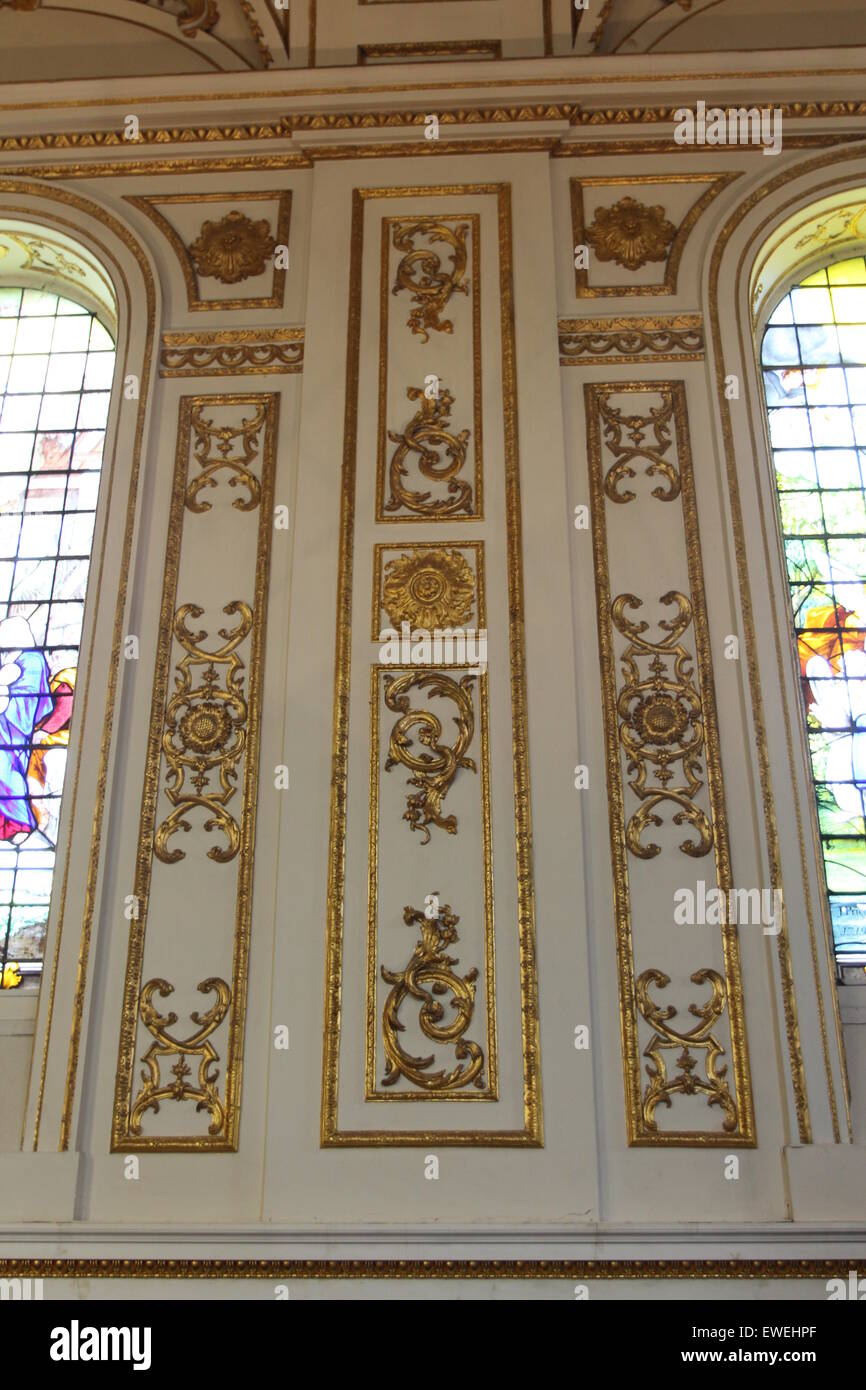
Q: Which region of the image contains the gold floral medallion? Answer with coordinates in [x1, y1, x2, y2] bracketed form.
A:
[585, 196, 677, 271]
[189, 210, 276, 284]
[382, 548, 474, 630]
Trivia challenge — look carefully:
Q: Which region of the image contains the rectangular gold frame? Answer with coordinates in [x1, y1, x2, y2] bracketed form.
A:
[371, 538, 486, 640]
[321, 184, 542, 1146]
[585, 379, 755, 1146]
[111, 392, 278, 1152]
[376, 212, 483, 523]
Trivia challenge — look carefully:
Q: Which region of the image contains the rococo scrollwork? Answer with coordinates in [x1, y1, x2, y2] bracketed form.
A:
[187, 400, 265, 512]
[154, 602, 251, 864]
[613, 590, 713, 860]
[599, 389, 680, 503]
[129, 978, 231, 1137]
[382, 547, 475, 630]
[384, 670, 476, 842]
[381, 900, 484, 1092]
[385, 385, 473, 517]
[391, 218, 469, 342]
[636, 968, 738, 1134]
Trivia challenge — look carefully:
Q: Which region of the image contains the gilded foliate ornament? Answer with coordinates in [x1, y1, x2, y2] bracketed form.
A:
[383, 548, 475, 630]
[189, 210, 276, 284]
[585, 196, 677, 272]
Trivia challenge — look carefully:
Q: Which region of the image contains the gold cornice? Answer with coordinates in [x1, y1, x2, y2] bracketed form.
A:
[0, 1258, 858, 1280]
[2, 98, 866, 155]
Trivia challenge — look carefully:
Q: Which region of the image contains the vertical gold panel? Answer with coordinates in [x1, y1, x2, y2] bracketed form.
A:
[321, 184, 542, 1146]
[112, 393, 278, 1152]
[585, 380, 755, 1146]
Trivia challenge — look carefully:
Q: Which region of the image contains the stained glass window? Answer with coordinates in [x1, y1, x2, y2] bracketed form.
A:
[0, 285, 114, 988]
[761, 254, 866, 961]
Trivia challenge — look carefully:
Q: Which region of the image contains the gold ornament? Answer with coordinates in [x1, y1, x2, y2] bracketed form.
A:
[585, 196, 677, 271]
[637, 968, 737, 1134]
[392, 218, 469, 342]
[188, 210, 275, 284]
[381, 901, 484, 1092]
[129, 978, 231, 1137]
[613, 590, 713, 860]
[599, 390, 680, 504]
[154, 602, 251, 865]
[386, 386, 472, 517]
[382, 548, 475, 630]
[384, 670, 476, 842]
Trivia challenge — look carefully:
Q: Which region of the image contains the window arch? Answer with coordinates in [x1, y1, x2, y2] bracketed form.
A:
[0, 280, 115, 988]
[761, 251, 866, 963]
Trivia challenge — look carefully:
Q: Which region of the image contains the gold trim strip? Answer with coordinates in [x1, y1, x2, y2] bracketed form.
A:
[586, 380, 755, 1146]
[0, 1258, 856, 1280]
[559, 313, 704, 364]
[366, 663, 496, 1101]
[321, 183, 542, 1147]
[111, 392, 278, 1152]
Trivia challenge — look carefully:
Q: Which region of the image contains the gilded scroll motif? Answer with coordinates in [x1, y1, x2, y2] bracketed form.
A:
[599, 390, 680, 503]
[391, 219, 469, 342]
[129, 978, 231, 1137]
[382, 547, 475, 630]
[384, 670, 476, 841]
[585, 196, 677, 271]
[186, 401, 264, 512]
[613, 590, 713, 860]
[636, 969, 737, 1133]
[154, 602, 251, 865]
[558, 315, 704, 365]
[189, 210, 275, 284]
[385, 385, 473, 517]
[381, 901, 485, 1092]
[160, 329, 303, 377]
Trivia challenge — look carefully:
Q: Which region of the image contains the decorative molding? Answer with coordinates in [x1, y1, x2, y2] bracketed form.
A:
[383, 670, 477, 841]
[558, 314, 704, 364]
[238, 0, 275, 68]
[126, 190, 291, 311]
[358, 40, 502, 63]
[380, 900, 485, 1092]
[571, 174, 739, 298]
[392, 218, 469, 342]
[0, 1259, 859, 1281]
[112, 392, 278, 1152]
[585, 379, 754, 1145]
[160, 328, 304, 376]
[132, 0, 219, 38]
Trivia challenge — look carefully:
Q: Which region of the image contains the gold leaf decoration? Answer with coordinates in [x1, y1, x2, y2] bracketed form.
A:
[382, 547, 475, 630]
[613, 590, 713, 860]
[392, 219, 469, 342]
[154, 602, 251, 865]
[130, 978, 231, 1137]
[585, 196, 677, 271]
[384, 670, 476, 842]
[599, 389, 680, 504]
[636, 968, 737, 1133]
[385, 385, 472, 517]
[188, 209, 275, 284]
[186, 400, 264, 512]
[381, 900, 484, 1092]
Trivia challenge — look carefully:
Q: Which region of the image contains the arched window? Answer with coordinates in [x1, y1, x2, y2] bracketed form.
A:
[0, 282, 115, 988]
[761, 253, 866, 963]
